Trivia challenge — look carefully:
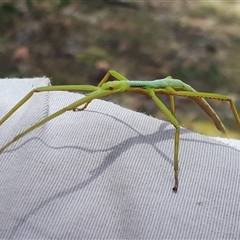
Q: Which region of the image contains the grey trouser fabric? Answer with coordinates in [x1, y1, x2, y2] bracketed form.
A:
[1, 78, 239, 239]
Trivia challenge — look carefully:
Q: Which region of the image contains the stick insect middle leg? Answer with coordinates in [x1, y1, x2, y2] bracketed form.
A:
[146, 89, 181, 192]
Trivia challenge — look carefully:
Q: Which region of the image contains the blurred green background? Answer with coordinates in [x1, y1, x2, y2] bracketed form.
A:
[1, 0, 240, 138]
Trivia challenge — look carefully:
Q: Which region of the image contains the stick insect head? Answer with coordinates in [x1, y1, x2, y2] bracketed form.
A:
[101, 81, 130, 93]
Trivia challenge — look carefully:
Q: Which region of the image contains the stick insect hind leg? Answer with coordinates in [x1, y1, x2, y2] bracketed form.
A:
[172, 91, 240, 134]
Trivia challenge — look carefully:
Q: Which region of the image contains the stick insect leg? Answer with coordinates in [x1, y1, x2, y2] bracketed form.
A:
[169, 95, 175, 116]
[173, 91, 240, 134]
[74, 70, 129, 111]
[0, 85, 99, 127]
[0, 88, 116, 153]
[148, 89, 180, 192]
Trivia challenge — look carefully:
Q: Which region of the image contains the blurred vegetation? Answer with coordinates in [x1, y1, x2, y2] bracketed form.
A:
[1, 0, 240, 138]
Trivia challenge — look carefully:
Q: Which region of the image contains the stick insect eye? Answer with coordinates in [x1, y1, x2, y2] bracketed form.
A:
[102, 82, 116, 90]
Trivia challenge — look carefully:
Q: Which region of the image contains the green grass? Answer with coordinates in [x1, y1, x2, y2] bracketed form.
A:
[182, 120, 240, 139]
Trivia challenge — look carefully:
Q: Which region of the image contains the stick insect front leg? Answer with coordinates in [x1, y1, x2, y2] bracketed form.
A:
[0, 87, 120, 153]
[74, 70, 129, 111]
[0, 85, 99, 127]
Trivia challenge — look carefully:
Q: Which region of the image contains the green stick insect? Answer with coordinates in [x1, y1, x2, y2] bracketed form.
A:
[1, 70, 240, 192]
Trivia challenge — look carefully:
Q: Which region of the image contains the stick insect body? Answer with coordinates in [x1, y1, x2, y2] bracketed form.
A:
[1, 70, 240, 192]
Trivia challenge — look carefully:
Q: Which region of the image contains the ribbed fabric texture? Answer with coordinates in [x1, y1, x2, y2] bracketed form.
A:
[0, 78, 239, 239]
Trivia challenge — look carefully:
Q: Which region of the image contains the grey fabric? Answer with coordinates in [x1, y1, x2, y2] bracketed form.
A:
[0, 78, 240, 239]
